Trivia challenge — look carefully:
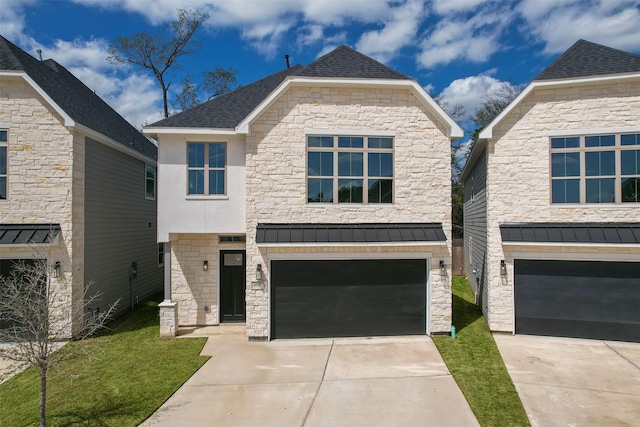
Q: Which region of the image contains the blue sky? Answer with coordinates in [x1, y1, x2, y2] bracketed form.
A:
[3, 0, 640, 133]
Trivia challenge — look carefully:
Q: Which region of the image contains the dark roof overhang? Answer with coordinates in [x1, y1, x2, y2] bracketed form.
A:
[0, 224, 61, 245]
[500, 223, 640, 245]
[256, 223, 446, 245]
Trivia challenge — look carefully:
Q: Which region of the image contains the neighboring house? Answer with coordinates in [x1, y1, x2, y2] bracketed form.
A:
[144, 46, 463, 340]
[461, 39, 640, 342]
[0, 36, 162, 337]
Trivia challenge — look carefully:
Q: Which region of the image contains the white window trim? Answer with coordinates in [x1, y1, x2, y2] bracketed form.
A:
[0, 128, 7, 202]
[306, 134, 395, 205]
[145, 164, 156, 200]
[549, 133, 640, 205]
[186, 142, 227, 197]
[157, 243, 164, 268]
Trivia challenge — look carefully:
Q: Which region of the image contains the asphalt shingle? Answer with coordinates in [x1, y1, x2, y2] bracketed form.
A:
[148, 45, 412, 129]
[0, 36, 156, 159]
[535, 39, 640, 81]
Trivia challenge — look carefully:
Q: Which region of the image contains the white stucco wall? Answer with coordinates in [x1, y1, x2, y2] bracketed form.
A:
[156, 134, 246, 241]
[485, 79, 640, 331]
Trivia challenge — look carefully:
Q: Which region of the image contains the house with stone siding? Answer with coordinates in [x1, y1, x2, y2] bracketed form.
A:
[0, 36, 162, 337]
[144, 45, 463, 340]
[461, 39, 640, 343]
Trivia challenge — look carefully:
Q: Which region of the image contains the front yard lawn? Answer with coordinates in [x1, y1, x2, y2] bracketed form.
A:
[433, 276, 530, 427]
[0, 300, 209, 426]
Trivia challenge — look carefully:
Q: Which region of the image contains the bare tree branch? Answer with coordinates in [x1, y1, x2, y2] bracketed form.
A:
[107, 7, 209, 118]
[0, 257, 117, 427]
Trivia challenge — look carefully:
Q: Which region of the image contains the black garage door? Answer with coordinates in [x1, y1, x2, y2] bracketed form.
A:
[515, 259, 640, 342]
[271, 259, 427, 339]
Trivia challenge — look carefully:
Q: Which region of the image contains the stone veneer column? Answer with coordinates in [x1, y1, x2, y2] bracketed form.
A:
[159, 301, 178, 337]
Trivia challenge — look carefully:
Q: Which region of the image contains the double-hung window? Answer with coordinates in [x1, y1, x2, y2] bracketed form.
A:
[0, 129, 7, 200]
[550, 133, 640, 204]
[307, 135, 393, 204]
[187, 142, 226, 195]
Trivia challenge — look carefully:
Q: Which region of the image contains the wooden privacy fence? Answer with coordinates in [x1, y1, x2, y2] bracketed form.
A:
[452, 238, 464, 276]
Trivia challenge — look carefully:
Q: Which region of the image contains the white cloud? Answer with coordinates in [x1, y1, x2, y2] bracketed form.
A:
[432, 0, 489, 15]
[437, 72, 509, 120]
[355, 0, 425, 63]
[0, 0, 38, 44]
[518, 0, 640, 54]
[417, 8, 512, 68]
[71, 0, 409, 59]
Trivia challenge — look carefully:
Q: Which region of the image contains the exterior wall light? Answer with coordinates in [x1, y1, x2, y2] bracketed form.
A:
[500, 260, 507, 276]
[203, 260, 208, 271]
[439, 260, 445, 271]
[472, 263, 480, 278]
[53, 261, 61, 278]
[256, 263, 263, 281]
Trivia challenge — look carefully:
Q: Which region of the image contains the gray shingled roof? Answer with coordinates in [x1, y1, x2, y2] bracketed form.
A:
[0, 224, 60, 245]
[0, 36, 156, 160]
[535, 39, 640, 81]
[500, 223, 640, 244]
[149, 45, 411, 129]
[294, 45, 408, 79]
[150, 65, 303, 128]
[256, 223, 446, 244]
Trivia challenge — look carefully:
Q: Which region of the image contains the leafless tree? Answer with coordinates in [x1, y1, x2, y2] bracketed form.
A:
[0, 259, 117, 427]
[107, 7, 209, 118]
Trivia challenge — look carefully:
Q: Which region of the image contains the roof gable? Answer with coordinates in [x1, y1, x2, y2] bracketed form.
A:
[535, 39, 640, 80]
[293, 45, 409, 80]
[146, 45, 462, 139]
[0, 36, 156, 160]
[149, 65, 303, 128]
[463, 39, 640, 180]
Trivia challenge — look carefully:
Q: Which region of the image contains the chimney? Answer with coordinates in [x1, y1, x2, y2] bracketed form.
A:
[37, 49, 43, 61]
[285, 54, 290, 69]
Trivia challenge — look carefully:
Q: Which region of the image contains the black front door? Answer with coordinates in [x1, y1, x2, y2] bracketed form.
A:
[220, 250, 246, 322]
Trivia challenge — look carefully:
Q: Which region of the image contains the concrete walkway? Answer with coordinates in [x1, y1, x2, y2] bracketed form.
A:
[494, 334, 640, 427]
[141, 335, 479, 427]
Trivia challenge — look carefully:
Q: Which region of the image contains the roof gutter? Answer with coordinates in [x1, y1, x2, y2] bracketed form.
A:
[143, 127, 237, 139]
[75, 123, 157, 165]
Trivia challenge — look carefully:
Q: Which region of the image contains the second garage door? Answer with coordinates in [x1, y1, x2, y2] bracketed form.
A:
[271, 259, 427, 339]
[514, 259, 640, 342]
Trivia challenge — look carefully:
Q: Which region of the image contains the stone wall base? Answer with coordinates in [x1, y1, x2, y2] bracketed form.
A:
[159, 300, 178, 337]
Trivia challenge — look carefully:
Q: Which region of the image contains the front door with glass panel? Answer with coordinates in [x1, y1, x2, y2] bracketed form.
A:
[220, 250, 246, 322]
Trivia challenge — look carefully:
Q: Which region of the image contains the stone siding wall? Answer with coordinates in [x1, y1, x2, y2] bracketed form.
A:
[0, 77, 78, 337]
[486, 81, 640, 331]
[245, 86, 453, 338]
[170, 233, 245, 326]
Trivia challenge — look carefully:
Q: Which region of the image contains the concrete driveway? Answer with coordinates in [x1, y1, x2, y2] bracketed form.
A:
[141, 335, 479, 427]
[494, 334, 640, 427]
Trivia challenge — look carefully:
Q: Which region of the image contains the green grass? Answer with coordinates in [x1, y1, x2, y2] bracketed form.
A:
[0, 300, 209, 427]
[433, 276, 530, 427]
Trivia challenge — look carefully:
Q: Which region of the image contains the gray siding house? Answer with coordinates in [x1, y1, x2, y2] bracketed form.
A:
[0, 36, 162, 336]
[461, 40, 640, 342]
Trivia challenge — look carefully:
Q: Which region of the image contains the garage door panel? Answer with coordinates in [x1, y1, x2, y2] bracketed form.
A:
[271, 259, 426, 339]
[515, 259, 640, 342]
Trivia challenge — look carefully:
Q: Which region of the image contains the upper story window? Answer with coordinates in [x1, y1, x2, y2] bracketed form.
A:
[145, 164, 156, 200]
[307, 135, 393, 204]
[0, 129, 7, 200]
[187, 142, 226, 195]
[550, 133, 640, 204]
